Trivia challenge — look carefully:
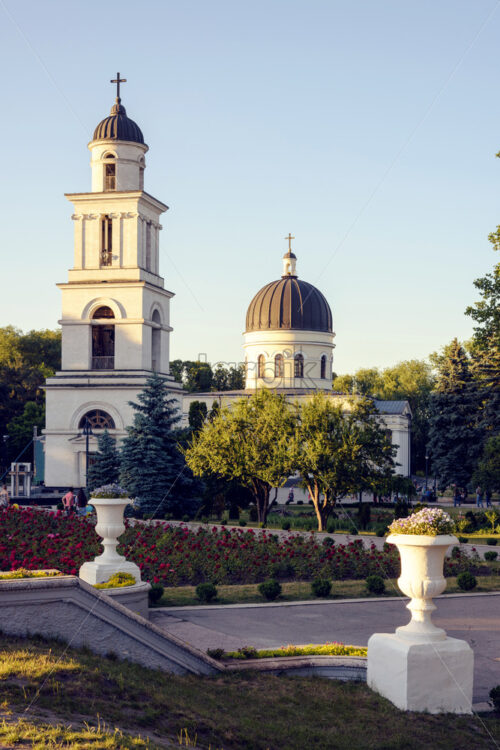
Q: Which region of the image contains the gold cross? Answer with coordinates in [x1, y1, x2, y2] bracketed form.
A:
[111, 72, 127, 100]
[284, 233, 295, 252]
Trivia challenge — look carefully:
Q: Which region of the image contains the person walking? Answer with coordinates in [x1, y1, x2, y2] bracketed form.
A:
[0, 484, 9, 508]
[475, 486, 484, 508]
[62, 487, 75, 515]
[453, 487, 461, 507]
[485, 489, 492, 508]
[76, 488, 87, 516]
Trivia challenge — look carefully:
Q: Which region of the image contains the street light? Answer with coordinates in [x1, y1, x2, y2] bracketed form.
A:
[81, 418, 93, 490]
[425, 453, 429, 491]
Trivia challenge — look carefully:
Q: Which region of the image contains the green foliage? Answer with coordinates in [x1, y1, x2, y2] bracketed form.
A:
[206, 647, 224, 660]
[365, 575, 385, 595]
[184, 389, 295, 524]
[87, 430, 120, 491]
[94, 572, 136, 589]
[428, 339, 484, 489]
[458, 536, 468, 544]
[148, 583, 165, 606]
[188, 400, 208, 432]
[490, 685, 500, 712]
[473, 435, 500, 492]
[0, 326, 61, 466]
[484, 551, 498, 561]
[258, 579, 282, 601]
[311, 578, 332, 597]
[195, 582, 217, 602]
[456, 571, 477, 591]
[120, 374, 199, 516]
[169, 360, 245, 393]
[292, 393, 396, 531]
[281, 519, 291, 530]
[486, 538, 498, 546]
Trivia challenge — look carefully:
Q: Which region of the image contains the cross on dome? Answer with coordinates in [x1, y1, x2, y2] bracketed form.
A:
[284, 233, 295, 253]
[111, 72, 127, 102]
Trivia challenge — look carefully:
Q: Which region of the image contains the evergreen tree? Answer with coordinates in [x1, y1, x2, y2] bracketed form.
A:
[188, 400, 208, 432]
[120, 373, 199, 516]
[427, 339, 483, 490]
[87, 430, 120, 491]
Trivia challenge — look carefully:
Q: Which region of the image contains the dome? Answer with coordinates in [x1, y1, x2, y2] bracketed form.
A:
[92, 100, 145, 144]
[246, 276, 333, 333]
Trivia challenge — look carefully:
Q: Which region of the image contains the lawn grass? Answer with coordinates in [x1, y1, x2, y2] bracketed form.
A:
[0, 717, 154, 749]
[157, 574, 500, 607]
[0, 633, 498, 749]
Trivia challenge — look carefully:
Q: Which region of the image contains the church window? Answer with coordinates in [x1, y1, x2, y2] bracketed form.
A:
[151, 309, 161, 372]
[91, 306, 115, 370]
[145, 223, 152, 270]
[274, 354, 284, 377]
[294, 353, 304, 378]
[103, 154, 116, 191]
[320, 355, 327, 379]
[78, 410, 115, 430]
[100, 215, 113, 266]
[258, 355, 265, 378]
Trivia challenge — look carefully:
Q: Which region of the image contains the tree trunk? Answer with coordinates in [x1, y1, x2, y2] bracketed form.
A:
[308, 484, 328, 531]
[254, 481, 271, 525]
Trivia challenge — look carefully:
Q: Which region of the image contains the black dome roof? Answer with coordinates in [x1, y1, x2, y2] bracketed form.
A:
[93, 100, 145, 144]
[246, 276, 333, 333]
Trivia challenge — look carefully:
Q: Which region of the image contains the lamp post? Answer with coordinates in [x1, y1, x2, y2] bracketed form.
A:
[425, 453, 429, 491]
[82, 418, 93, 490]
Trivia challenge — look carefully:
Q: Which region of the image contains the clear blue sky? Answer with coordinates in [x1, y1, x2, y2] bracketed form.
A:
[0, 0, 498, 374]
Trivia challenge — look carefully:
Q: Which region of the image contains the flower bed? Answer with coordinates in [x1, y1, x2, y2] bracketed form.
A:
[0, 508, 488, 587]
[222, 642, 368, 660]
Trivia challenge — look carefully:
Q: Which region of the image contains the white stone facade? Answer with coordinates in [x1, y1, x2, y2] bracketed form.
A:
[44, 98, 182, 488]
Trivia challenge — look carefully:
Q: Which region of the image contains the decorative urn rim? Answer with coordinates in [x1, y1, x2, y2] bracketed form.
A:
[387, 534, 457, 547]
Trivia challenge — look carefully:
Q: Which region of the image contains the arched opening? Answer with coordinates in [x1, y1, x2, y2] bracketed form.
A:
[151, 309, 161, 372]
[103, 154, 116, 191]
[100, 214, 113, 266]
[274, 353, 284, 378]
[257, 355, 265, 379]
[78, 410, 116, 430]
[139, 157, 145, 190]
[91, 306, 115, 370]
[321, 354, 327, 379]
[294, 353, 304, 378]
[145, 222, 152, 270]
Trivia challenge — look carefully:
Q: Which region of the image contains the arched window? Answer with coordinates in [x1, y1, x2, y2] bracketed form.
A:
[100, 215, 113, 266]
[274, 353, 284, 377]
[258, 355, 265, 378]
[92, 306, 115, 370]
[79, 410, 115, 430]
[151, 309, 161, 372]
[103, 154, 116, 191]
[294, 353, 304, 378]
[320, 355, 327, 380]
[139, 157, 145, 190]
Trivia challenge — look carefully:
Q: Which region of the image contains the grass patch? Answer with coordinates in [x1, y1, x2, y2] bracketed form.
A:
[0, 634, 498, 749]
[156, 574, 500, 607]
[0, 717, 153, 748]
[224, 642, 367, 659]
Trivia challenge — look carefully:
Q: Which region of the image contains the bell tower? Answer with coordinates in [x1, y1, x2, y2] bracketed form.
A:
[44, 74, 182, 487]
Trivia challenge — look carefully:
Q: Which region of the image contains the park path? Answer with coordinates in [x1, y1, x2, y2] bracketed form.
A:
[151, 592, 500, 705]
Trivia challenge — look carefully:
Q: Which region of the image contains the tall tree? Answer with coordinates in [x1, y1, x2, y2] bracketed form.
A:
[427, 339, 483, 490]
[184, 389, 295, 524]
[87, 430, 120, 491]
[188, 400, 208, 432]
[120, 374, 198, 516]
[291, 393, 396, 531]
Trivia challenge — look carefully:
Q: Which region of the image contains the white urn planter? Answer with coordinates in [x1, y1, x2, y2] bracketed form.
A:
[79, 498, 141, 586]
[367, 532, 473, 714]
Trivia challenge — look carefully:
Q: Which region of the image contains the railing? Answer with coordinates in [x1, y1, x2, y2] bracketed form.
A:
[91, 356, 114, 370]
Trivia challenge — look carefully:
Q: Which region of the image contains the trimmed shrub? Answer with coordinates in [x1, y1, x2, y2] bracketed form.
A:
[311, 578, 332, 598]
[484, 550, 498, 561]
[206, 648, 224, 660]
[326, 518, 336, 534]
[239, 519, 247, 527]
[375, 526, 386, 537]
[456, 571, 477, 591]
[490, 685, 500, 712]
[322, 537, 334, 548]
[182, 515, 190, 523]
[366, 575, 385, 595]
[281, 520, 291, 531]
[196, 582, 218, 602]
[486, 538, 498, 546]
[148, 583, 164, 606]
[249, 506, 258, 522]
[258, 579, 282, 601]
[458, 536, 468, 544]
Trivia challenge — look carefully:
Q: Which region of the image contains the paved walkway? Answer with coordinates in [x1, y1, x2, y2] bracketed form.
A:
[151, 593, 500, 703]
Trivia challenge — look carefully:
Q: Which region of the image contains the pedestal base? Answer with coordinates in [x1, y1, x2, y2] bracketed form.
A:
[100, 581, 151, 619]
[367, 633, 473, 714]
[79, 559, 141, 586]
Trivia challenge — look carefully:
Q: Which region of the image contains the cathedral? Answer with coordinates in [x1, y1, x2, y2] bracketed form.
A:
[44, 77, 411, 487]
